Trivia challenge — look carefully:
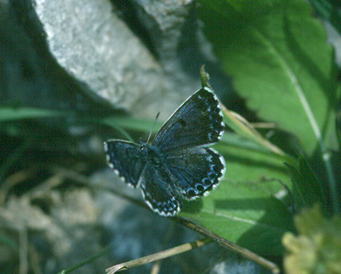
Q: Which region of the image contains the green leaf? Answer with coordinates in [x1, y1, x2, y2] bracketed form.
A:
[103, 116, 162, 134]
[102, 116, 164, 142]
[199, 0, 340, 157]
[309, 0, 341, 35]
[0, 107, 69, 122]
[181, 142, 295, 255]
[198, 0, 340, 213]
[286, 156, 327, 212]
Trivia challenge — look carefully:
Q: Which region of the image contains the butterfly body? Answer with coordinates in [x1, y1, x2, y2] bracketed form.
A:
[105, 87, 226, 217]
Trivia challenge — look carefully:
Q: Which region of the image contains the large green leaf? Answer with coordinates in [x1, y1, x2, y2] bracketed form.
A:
[199, 0, 340, 157]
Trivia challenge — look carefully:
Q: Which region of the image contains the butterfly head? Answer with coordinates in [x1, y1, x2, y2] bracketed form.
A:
[138, 141, 149, 151]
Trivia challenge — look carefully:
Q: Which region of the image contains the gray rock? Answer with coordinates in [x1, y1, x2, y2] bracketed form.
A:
[30, 0, 225, 118]
[33, 0, 164, 116]
[1, 0, 231, 118]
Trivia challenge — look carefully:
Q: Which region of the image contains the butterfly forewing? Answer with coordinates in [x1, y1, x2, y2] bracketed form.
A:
[153, 87, 225, 153]
[104, 140, 146, 187]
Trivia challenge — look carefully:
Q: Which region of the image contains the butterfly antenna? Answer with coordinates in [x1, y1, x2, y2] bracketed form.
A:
[146, 112, 160, 144]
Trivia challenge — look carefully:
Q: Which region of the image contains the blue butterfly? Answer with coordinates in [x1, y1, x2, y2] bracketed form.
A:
[104, 86, 226, 217]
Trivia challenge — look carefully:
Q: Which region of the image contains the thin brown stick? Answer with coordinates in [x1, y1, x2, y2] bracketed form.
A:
[105, 238, 212, 274]
[175, 217, 280, 274]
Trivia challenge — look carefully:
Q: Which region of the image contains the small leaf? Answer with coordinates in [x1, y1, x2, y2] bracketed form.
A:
[286, 156, 327, 212]
[282, 205, 341, 274]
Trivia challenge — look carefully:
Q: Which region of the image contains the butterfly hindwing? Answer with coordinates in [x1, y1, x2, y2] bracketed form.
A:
[104, 140, 146, 187]
[165, 147, 226, 200]
[152, 87, 225, 153]
[140, 163, 182, 216]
